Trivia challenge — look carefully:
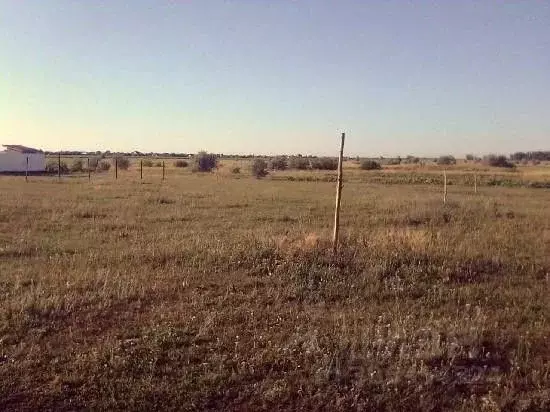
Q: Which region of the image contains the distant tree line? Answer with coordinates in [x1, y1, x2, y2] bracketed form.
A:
[46, 150, 193, 158]
[510, 151, 550, 162]
[45, 149, 549, 165]
[267, 156, 339, 171]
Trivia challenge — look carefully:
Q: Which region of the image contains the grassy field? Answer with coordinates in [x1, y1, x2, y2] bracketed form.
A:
[1, 162, 549, 411]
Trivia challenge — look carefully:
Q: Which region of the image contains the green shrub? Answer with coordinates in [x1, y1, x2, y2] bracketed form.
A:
[403, 156, 420, 164]
[174, 160, 188, 168]
[113, 156, 130, 170]
[97, 160, 111, 172]
[46, 160, 69, 174]
[527, 181, 550, 189]
[231, 167, 241, 174]
[45, 162, 55, 173]
[155, 161, 163, 167]
[360, 160, 382, 170]
[142, 159, 154, 167]
[437, 155, 456, 166]
[483, 155, 515, 168]
[88, 157, 100, 170]
[289, 156, 310, 170]
[270, 156, 288, 171]
[251, 159, 269, 178]
[71, 159, 84, 172]
[387, 157, 402, 165]
[192, 152, 217, 172]
[311, 157, 338, 170]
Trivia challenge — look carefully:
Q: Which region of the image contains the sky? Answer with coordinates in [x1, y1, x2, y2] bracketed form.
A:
[1, 1, 549, 157]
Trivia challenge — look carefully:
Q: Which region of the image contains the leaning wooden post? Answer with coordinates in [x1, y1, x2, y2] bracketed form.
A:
[140, 160, 143, 181]
[162, 161, 165, 181]
[25, 156, 29, 182]
[87, 158, 91, 182]
[115, 157, 118, 180]
[332, 132, 346, 253]
[474, 172, 477, 194]
[443, 169, 447, 204]
[58, 153, 61, 181]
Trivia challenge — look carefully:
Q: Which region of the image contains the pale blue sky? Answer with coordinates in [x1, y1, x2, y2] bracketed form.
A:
[1, 1, 549, 156]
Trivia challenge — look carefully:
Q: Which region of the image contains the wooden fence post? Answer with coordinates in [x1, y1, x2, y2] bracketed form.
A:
[25, 156, 29, 182]
[162, 161, 165, 181]
[474, 173, 477, 194]
[58, 153, 61, 181]
[115, 157, 118, 180]
[332, 132, 346, 253]
[88, 158, 91, 182]
[443, 170, 447, 204]
[140, 160, 143, 181]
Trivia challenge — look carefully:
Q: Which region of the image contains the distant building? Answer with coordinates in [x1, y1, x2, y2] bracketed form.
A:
[0, 145, 46, 173]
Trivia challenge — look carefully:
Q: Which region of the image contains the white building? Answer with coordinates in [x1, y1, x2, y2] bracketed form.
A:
[0, 145, 46, 173]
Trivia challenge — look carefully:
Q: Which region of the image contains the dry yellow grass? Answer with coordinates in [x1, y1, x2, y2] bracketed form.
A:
[0, 165, 549, 410]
